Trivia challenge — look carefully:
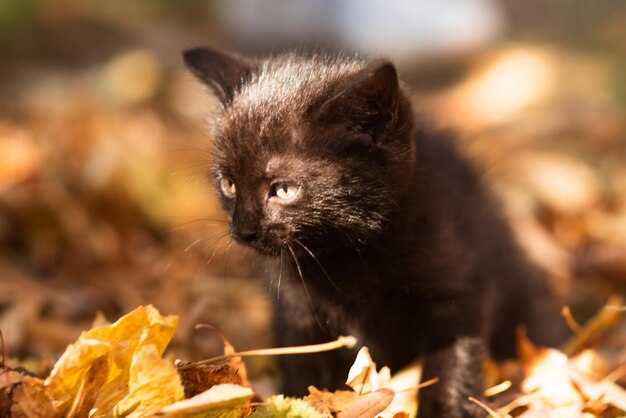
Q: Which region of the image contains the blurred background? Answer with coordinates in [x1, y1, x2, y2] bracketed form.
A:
[0, 0, 625, 389]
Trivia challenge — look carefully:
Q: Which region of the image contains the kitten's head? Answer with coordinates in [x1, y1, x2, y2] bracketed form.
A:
[184, 48, 415, 256]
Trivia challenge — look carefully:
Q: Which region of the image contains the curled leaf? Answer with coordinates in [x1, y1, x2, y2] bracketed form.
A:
[66, 355, 109, 418]
[345, 347, 390, 394]
[113, 344, 185, 417]
[44, 305, 178, 414]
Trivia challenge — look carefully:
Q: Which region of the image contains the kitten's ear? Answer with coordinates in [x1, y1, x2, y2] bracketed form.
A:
[314, 60, 400, 135]
[183, 47, 254, 105]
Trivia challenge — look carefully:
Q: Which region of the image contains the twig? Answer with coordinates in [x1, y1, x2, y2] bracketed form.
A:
[561, 295, 625, 356]
[177, 335, 358, 370]
[561, 306, 583, 335]
[417, 377, 439, 390]
[484, 380, 512, 398]
[603, 363, 626, 384]
[468, 396, 509, 418]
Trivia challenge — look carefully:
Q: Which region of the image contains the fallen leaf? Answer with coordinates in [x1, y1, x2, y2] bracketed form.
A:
[11, 375, 60, 418]
[345, 347, 391, 395]
[181, 324, 250, 396]
[570, 349, 609, 381]
[147, 383, 253, 418]
[337, 388, 394, 418]
[66, 355, 109, 418]
[178, 362, 245, 398]
[0, 369, 30, 389]
[385, 361, 421, 418]
[522, 347, 582, 408]
[305, 386, 357, 416]
[44, 305, 178, 414]
[112, 344, 185, 418]
[569, 366, 626, 412]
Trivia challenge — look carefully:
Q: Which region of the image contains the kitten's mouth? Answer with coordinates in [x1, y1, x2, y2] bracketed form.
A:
[234, 236, 308, 259]
[233, 237, 284, 257]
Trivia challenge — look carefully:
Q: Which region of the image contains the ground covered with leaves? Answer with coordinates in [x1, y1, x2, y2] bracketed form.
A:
[1, 1, 626, 417]
[3, 303, 626, 417]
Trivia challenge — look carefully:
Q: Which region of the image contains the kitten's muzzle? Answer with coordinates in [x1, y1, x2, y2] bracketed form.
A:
[232, 225, 258, 244]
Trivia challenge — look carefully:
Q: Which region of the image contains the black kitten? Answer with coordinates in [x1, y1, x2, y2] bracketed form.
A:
[184, 48, 563, 418]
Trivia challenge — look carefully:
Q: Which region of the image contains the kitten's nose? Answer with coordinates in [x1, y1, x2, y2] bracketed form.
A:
[234, 225, 257, 243]
[232, 203, 260, 243]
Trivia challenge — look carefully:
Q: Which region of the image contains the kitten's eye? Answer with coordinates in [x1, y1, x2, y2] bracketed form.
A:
[220, 177, 236, 198]
[271, 182, 300, 202]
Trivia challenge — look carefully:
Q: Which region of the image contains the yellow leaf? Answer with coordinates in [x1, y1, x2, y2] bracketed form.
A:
[148, 384, 254, 418]
[113, 344, 185, 417]
[67, 355, 109, 418]
[44, 305, 178, 414]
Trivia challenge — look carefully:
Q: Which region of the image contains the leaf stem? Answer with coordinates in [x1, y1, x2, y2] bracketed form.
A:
[177, 335, 358, 370]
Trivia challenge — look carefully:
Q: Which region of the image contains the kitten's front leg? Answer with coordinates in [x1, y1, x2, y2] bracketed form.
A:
[418, 307, 487, 418]
[273, 288, 353, 396]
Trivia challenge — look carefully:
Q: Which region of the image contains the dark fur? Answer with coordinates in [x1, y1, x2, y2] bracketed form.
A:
[184, 48, 564, 418]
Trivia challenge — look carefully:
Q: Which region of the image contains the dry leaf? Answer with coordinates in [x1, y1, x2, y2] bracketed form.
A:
[66, 355, 109, 418]
[522, 348, 582, 408]
[147, 383, 253, 418]
[1, 369, 33, 415]
[337, 388, 394, 418]
[569, 367, 626, 412]
[0, 369, 30, 390]
[178, 363, 245, 398]
[11, 376, 60, 418]
[345, 347, 391, 394]
[570, 349, 609, 381]
[305, 386, 358, 416]
[112, 344, 184, 417]
[44, 305, 178, 414]
[385, 361, 421, 418]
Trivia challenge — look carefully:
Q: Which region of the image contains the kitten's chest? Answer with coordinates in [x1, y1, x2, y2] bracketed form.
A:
[273, 257, 424, 369]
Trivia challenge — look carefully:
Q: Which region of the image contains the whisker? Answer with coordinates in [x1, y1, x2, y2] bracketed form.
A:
[293, 239, 351, 300]
[196, 230, 231, 253]
[145, 218, 228, 246]
[220, 239, 236, 274]
[204, 233, 231, 268]
[185, 238, 203, 252]
[287, 243, 326, 333]
[277, 250, 284, 301]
